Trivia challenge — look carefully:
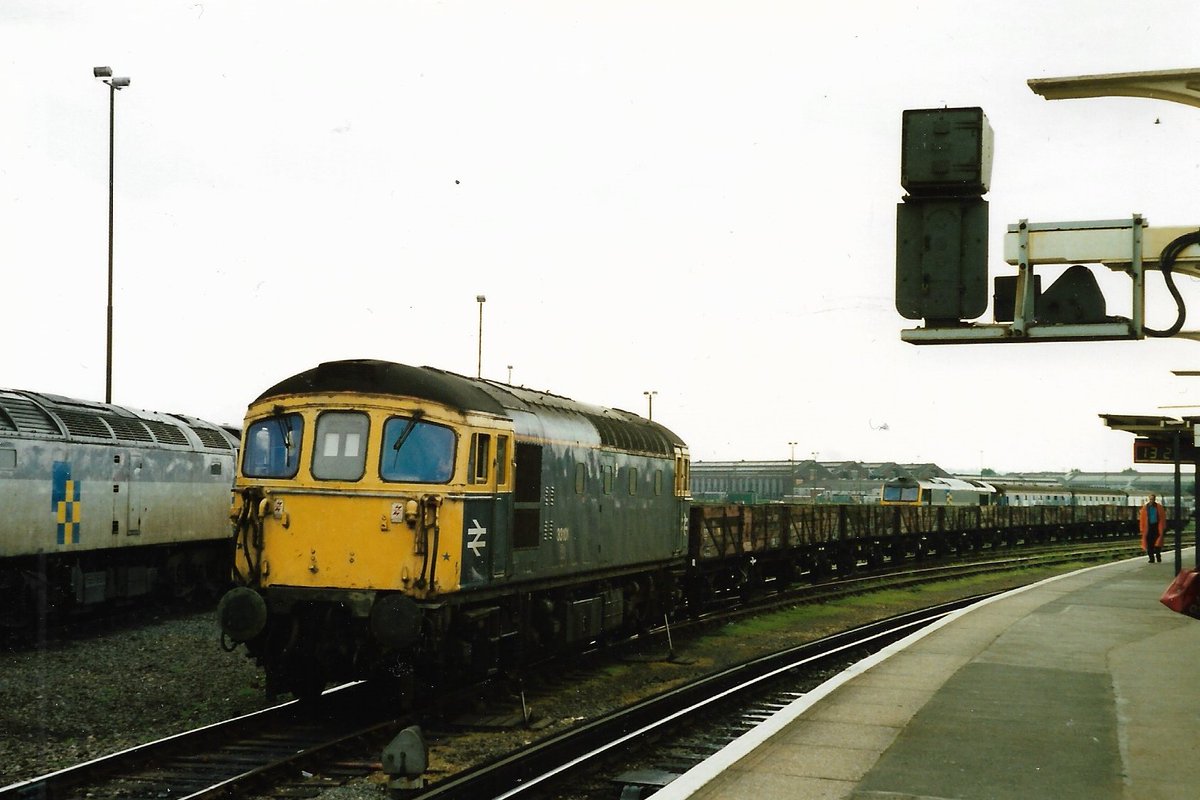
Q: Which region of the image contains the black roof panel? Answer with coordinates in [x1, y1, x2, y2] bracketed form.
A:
[255, 360, 507, 415]
[255, 360, 687, 456]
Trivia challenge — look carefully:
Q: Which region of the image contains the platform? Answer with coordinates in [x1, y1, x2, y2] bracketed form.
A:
[654, 552, 1200, 800]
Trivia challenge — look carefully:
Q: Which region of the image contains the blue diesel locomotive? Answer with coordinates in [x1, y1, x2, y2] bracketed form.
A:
[217, 360, 691, 697]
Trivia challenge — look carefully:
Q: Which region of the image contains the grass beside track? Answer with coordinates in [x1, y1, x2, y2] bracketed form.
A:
[713, 554, 1136, 649]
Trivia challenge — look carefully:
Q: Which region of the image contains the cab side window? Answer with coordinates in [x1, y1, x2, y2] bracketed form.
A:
[468, 433, 492, 484]
[496, 435, 509, 485]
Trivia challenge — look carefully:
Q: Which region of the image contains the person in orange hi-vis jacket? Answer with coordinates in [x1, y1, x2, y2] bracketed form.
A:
[1139, 493, 1166, 564]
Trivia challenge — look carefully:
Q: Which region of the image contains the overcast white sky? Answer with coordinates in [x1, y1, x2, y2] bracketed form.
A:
[4, 1, 1200, 473]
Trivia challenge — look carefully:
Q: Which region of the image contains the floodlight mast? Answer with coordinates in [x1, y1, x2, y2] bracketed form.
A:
[898, 69, 1200, 346]
[93, 65, 131, 403]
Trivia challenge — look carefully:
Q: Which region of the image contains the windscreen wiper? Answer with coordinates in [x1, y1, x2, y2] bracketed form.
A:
[275, 416, 293, 453]
[390, 411, 426, 468]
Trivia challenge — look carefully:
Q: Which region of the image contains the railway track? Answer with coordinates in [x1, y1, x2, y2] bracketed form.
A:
[0, 683, 397, 800]
[412, 597, 985, 799]
[0, 541, 1142, 800]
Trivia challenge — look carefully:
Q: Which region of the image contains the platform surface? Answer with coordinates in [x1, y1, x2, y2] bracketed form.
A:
[654, 552, 1200, 800]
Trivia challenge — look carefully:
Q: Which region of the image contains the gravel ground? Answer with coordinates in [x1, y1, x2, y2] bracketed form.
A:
[0, 566, 1083, 797]
[0, 613, 268, 786]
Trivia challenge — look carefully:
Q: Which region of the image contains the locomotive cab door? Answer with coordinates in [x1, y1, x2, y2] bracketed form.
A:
[512, 442, 543, 562]
[461, 433, 511, 587]
[111, 450, 144, 537]
[112, 451, 128, 537]
[491, 434, 511, 578]
[127, 453, 144, 535]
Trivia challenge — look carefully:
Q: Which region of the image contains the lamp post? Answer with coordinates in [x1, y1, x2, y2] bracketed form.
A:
[93, 66, 130, 405]
[507, 365, 513, 384]
[810, 451, 819, 502]
[788, 441, 798, 502]
[475, 295, 486, 378]
[643, 390, 657, 421]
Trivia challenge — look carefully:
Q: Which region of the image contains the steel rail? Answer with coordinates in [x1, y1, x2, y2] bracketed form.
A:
[413, 596, 989, 799]
[0, 683, 380, 800]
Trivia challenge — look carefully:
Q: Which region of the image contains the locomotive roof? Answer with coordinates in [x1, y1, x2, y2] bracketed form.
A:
[884, 475, 996, 493]
[0, 389, 239, 451]
[255, 359, 686, 456]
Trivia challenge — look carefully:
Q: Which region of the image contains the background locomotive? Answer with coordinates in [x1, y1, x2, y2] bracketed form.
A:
[218, 359, 1141, 700]
[881, 476, 1138, 507]
[0, 389, 239, 628]
[880, 476, 996, 506]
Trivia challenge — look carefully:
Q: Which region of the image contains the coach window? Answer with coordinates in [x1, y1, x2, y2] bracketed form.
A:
[380, 416, 456, 483]
[0, 447, 15, 469]
[312, 411, 370, 481]
[602, 464, 614, 495]
[575, 463, 586, 494]
[243, 413, 303, 478]
[654, 469, 663, 496]
[628, 467, 638, 496]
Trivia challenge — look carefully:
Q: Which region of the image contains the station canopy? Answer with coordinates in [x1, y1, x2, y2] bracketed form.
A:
[1100, 414, 1200, 463]
[1029, 68, 1200, 109]
[1099, 414, 1200, 437]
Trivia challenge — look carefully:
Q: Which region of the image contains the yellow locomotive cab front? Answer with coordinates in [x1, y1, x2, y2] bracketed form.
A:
[230, 394, 509, 599]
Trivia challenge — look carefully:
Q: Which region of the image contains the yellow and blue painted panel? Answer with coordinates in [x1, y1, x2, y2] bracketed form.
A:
[52, 461, 81, 545]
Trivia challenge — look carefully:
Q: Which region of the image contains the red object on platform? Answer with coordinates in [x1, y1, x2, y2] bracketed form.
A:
[1160, 568, 1200, 618]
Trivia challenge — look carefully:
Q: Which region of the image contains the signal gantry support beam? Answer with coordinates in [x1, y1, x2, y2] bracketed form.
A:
[899, 69, 1200, 346]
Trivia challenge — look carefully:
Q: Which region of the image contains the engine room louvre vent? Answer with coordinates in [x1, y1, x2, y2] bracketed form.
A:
[0, 396, 62, 435]
[104, 415, 155, 444]
[57, 409, 115, 439]
[191, 426, 232, 450]
[583, 413, 672, 456]
[143, 420, 190, 446]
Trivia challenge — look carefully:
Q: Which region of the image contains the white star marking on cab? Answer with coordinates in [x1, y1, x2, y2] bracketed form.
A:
[467, 519, 488, 557]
